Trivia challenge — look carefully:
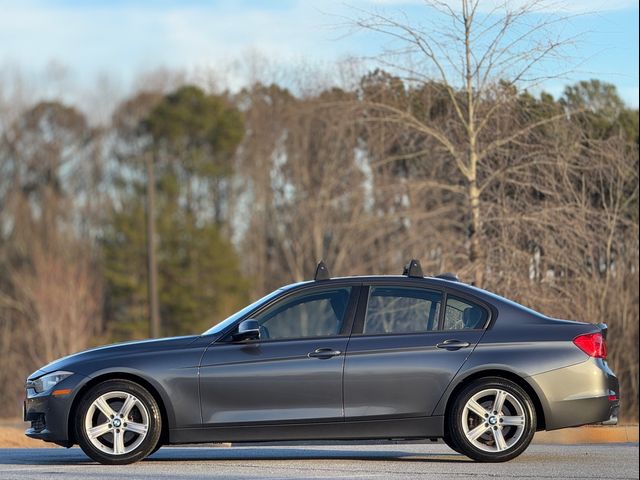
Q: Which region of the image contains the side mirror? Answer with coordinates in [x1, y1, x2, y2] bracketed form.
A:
[232, 319, 261, 341]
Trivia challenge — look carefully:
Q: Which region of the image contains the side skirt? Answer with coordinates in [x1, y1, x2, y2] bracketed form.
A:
[169, 416, 444, 444]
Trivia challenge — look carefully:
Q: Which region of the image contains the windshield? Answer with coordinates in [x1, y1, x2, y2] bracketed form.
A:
[202, 289, 284, 335]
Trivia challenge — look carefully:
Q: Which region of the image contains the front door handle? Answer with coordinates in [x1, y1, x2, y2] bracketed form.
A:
[436, 339, 471, 350]
[308, 348, 342, 359]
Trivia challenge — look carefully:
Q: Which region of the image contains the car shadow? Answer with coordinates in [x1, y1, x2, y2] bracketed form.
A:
[147, 447, 469, 464]
[0, 446, 470, 465]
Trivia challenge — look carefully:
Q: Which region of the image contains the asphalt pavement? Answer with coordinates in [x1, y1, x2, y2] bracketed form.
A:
[0, 443, 638, 479]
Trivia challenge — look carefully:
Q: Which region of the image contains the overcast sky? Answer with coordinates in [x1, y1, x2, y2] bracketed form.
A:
[1, 0, 638, 109]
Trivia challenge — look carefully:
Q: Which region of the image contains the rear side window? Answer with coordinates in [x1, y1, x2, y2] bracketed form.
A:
[443, 296, 488, 330]
[363, 287, 442, 334]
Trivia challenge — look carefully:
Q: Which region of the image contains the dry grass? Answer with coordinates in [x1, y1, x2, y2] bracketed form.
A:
[533, 425, 639, 444]
[0, 422, 54, 448]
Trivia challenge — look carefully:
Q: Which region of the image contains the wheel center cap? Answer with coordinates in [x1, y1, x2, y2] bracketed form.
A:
[488, 416, 497, 425]
[112, 418, 122, 428]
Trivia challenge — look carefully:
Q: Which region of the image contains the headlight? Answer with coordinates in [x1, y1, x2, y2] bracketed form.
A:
[29, 371, 73, 394]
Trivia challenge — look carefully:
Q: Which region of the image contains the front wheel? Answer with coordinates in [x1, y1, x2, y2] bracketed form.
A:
[447, 377, 536, 462]
[74, 379, 162, 465]
[442, 431, 462, 453]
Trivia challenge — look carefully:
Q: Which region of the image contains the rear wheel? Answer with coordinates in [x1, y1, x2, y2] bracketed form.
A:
[447, 377, 536, 462]
[75, 379, 162, 465]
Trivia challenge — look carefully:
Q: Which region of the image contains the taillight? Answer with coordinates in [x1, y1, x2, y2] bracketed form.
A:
[573, 332, 607, 358]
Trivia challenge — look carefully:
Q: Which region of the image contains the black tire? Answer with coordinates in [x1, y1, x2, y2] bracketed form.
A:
[442, 431, 462, 453]
[74, 379, 162, 465]
[447, 377, 536, 462]
[149, 442, 163, 456]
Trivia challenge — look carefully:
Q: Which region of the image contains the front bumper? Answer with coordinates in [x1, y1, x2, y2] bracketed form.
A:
[23, 373, 87, 447]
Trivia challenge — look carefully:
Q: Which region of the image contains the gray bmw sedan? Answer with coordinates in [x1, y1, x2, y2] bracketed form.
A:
[24, 260, 619, 464]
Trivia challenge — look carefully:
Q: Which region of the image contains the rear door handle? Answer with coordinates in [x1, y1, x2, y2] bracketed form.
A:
[308, 348, 342, 359]
[436, 339, 471, 350]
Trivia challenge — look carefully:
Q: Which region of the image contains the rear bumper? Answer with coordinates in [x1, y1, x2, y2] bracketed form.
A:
[529, 357, 619, 431]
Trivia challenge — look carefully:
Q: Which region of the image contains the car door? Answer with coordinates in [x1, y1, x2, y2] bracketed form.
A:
[199, 284, 359, 426]
[343, 283, 488, 420]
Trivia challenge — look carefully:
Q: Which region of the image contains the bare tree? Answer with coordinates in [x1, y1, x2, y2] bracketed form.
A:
[12, 242, 102, 366]
[351, 0, 574, 286]
[236, 84, 373, 287]
[0, 97, 103, 410]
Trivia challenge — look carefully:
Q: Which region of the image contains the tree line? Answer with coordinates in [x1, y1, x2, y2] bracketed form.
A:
[0, 72, 637, 420]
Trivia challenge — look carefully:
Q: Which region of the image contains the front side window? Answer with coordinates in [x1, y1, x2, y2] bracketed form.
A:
[253, 287, 352, 340]
[443, 296, 488, 330]
[363, 287, 442, 334]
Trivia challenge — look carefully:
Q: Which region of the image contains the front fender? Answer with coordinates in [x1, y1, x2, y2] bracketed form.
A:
[80, 367, 181, 429]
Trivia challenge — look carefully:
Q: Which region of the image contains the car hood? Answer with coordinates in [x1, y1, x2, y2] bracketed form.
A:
[29, 335, 201, 379]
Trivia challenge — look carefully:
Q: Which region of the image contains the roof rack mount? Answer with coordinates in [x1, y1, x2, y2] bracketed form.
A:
[314, 260, 330, 281]
[402, 259, 424, 278]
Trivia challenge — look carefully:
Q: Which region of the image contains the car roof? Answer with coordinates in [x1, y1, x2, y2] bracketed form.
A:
[281, 274, 484, 297]
[284, 274, 469, 286]
[281, 275, 546, 319]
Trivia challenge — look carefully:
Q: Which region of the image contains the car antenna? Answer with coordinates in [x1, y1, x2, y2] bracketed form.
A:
[402, 259, 424, 278]
[314, 260, 330, 281]
[435, 272, 460, 282]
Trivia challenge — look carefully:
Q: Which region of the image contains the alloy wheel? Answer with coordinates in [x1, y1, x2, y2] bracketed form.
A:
[84, 391, 150, 455]
[461, 388, 526, 453]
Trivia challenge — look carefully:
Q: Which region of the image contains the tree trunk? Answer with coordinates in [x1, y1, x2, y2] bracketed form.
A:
[464, 2, 484, 288]
[468, 172, 484, 287]
[145, 152, 161, 338]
